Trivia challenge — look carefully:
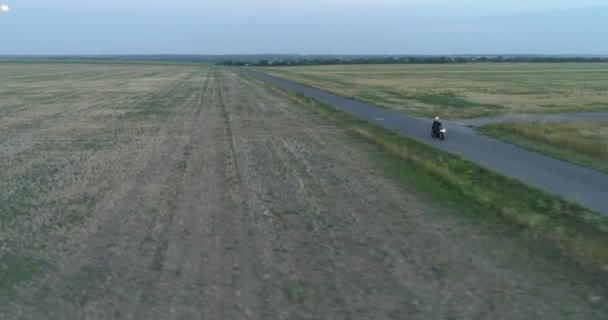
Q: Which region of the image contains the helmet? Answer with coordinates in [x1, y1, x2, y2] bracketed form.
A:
[435, 117, 440, 120]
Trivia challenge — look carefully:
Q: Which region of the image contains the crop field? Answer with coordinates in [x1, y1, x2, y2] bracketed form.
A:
[1, 63, 607, 319]
[480, 121, 608, 173]
[260, 63, 608, 118]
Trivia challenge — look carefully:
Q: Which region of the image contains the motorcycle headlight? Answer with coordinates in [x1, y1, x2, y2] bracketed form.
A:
[440, 129, 446, 133]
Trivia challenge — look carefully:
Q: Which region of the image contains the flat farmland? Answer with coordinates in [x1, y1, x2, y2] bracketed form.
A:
[480, 121, 608, 174]
[260, 63, 608, 118]
[1, 63, 607, 319]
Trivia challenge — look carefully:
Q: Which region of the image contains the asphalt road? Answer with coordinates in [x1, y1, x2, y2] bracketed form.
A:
[247, 70, 608, 216]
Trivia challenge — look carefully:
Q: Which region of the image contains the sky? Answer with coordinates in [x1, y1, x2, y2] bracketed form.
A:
[1, 0, 607, 55]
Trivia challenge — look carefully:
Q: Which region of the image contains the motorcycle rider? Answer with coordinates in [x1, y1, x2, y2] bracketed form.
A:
[432, 117, 442, 136]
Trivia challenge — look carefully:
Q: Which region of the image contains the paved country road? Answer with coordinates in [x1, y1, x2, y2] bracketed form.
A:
[246, 70, 608, 216]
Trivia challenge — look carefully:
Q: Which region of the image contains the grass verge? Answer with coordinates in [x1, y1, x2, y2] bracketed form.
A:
[479, 121, 608, 174]
[250, 74, 608, 274]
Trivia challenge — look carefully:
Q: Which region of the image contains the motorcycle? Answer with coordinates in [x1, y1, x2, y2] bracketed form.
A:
[431, 126, 446, 141]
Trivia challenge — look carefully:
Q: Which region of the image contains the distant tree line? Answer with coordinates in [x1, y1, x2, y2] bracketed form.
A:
[4, 54, 606, 66]
[219, 56, 608, 67]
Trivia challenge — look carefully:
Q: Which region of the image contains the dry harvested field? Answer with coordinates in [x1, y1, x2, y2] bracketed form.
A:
[1, 63, 607, 319]
[260, 63, 608, 118]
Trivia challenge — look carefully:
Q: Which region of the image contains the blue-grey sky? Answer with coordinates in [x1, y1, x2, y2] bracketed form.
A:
[1, 0, 607, 54]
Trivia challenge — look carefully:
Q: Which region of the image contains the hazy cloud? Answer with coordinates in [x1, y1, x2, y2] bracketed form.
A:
[11, 0, 608, 13]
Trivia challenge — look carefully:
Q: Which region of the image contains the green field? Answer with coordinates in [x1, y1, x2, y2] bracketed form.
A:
[480, 121, 608, 173]
[259, 63, 608, 118]
[2, 62, 608, 318]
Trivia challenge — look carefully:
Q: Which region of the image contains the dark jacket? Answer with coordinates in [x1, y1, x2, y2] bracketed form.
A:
[432, 120, 442, 130]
